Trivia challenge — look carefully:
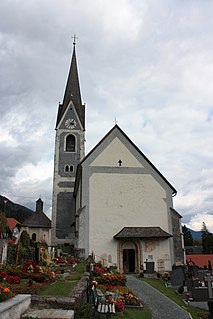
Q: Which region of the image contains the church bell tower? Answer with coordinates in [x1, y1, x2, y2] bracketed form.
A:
[51, 39, 85, 245]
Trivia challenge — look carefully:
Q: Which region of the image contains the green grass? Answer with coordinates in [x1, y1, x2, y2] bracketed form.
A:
[122, 305, 152, 319]
[38, 261, 86, 296]
[141, 277, 209, 319]
[38, 280, 76, 296]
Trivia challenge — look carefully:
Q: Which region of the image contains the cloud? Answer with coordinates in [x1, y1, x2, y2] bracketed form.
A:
[185, 213, 213, 233]
[0, 0, 212, 227]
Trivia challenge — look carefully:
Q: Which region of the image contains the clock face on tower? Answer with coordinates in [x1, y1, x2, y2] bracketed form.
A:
[65, 118, 77, 129]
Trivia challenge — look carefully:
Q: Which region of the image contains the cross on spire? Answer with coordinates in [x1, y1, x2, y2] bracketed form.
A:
[114, 117, 118, 125]
[72, 34, 78, 46]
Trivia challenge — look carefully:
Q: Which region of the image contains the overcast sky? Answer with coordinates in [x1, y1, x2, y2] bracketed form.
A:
[0, 0, 213, 231]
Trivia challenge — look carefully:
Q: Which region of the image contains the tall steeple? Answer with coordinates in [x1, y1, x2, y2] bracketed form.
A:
[56, 40, 85, 129]
[52, 38, 85, 245]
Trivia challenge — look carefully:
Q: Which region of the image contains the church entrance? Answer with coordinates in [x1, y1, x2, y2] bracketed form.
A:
[123, 249, 135, 273]
[117, 239, 141, 273]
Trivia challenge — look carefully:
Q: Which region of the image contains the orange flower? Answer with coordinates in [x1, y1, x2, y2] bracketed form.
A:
[3, 287, 10, 293]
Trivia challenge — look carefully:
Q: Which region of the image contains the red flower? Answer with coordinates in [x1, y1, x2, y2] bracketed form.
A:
[115, 300, 125, 312]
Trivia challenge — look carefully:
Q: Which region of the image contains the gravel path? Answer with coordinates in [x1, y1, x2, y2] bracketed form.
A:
[126, 275, 192, 319]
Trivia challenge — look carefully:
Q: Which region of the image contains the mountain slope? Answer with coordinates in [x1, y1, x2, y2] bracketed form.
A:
[189, 228, 202, 241]
[0, 195, 34, 223]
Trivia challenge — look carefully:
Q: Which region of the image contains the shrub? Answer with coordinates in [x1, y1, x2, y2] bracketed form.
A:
[7, 268, 28, 279]
[74, 296, 94, 319]
[0, 271, 8, 281]
[7, 282, 42, 294]
[27, 272, 51, 283]
[7, 244, 34, 264]
[6, 275, 21, 284]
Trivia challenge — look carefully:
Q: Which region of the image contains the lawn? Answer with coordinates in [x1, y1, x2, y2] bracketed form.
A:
[141, 277, 209, 319]
[38, 280, 77, 296]
[38, 261, 86, 296]
[121, 305, 151, 319]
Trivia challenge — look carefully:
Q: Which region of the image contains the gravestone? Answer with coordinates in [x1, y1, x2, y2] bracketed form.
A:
[171, 266, 185, 286]
[145, 261, 155, 274]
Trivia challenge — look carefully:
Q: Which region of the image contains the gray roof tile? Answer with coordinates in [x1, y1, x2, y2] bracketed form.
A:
[114, 227, 172, 239]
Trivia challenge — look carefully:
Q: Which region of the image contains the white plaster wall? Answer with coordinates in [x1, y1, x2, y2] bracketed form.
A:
[77, 207, 86, 250]
[23, 227, 51, 245]
[91, 137, 143, 167]
[89, 172, 168, 266]
[142, 239, 172, 271]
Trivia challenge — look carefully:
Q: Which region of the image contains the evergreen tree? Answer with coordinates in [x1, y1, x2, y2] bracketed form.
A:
[182, 225, 193, 246]
[201, 222, 213, 254]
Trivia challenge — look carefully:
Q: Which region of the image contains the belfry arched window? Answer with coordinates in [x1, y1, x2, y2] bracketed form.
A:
[64, 165, 74, 173]
[65, 134, 75, 152]
[65, 165, 69, 172]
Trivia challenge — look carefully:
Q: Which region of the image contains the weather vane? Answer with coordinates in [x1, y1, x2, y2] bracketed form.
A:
[114, 117, 118, 125]
[72, 34, 78, 46]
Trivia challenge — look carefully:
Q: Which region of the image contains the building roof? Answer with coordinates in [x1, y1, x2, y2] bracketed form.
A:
[6, 218, 20, 231]
[75, 125, 177, 195]
[186, 254, 213, 268]
[170, 207, 182, 218]
[22, 211, 51, 228]
[114, 227, 172, 239]
[56, 43, 85, 129]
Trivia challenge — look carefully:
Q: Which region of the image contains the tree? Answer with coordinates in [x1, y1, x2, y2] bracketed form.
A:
[182, 225, 193, 246]
[201, 222, 213, 254]
[20, 230, 30, 247]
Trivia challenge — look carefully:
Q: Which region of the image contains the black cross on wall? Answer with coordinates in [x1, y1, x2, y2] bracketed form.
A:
[118, 159, 122, 166]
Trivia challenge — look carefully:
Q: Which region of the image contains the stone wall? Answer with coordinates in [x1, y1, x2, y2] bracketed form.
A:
[31, 272, 89, 310]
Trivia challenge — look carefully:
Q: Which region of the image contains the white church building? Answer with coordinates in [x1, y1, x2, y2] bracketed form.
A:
[51, 41, 184, 273]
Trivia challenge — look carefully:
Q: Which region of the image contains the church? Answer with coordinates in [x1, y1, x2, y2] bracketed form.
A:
[51, 41, 184, 273]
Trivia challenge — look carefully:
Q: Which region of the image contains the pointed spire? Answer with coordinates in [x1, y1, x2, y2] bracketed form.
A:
[56, 39, 85, 128]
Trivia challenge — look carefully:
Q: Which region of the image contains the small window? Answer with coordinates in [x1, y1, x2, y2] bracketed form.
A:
[32, 233, 36, 242]
[64, 165, 74, 173]
[65, 134, 75, 152]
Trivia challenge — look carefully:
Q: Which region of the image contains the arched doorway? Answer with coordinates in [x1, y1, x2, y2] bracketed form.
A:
[123, 249, 135, 272]
[118, 240, 141, 273]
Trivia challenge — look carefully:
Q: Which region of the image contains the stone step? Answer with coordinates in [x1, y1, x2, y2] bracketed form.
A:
[22, 308, 74, 319]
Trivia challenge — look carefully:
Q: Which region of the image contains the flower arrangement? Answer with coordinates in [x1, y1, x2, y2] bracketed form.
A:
[22, 261, 44, 273]
[119, 289, 141, 306]
[97, 284, 142, 307]
[162, 271, 170, 280]
[0, 270, 21, 284]
[115, 299, 125, 312]
[101, 292, 125, 313]
[6, 275, 21, 285]
[94, 266, 106, 277]
[96, 274, 126, 286]
[0, 285, 14, 302]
